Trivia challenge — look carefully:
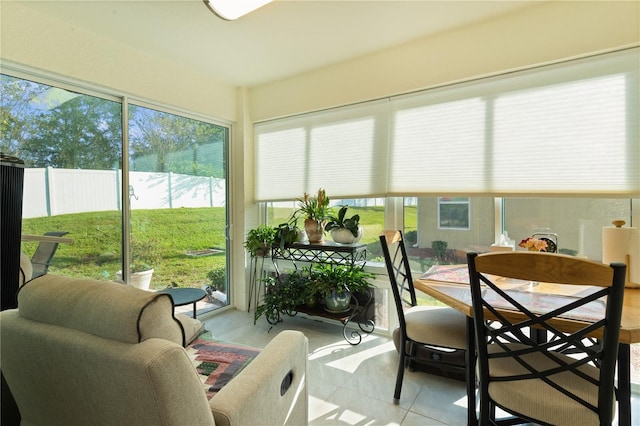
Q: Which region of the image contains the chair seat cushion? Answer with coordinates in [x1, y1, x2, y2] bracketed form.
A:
[405, 306, 468, 350]
[487, 343, 615, 426]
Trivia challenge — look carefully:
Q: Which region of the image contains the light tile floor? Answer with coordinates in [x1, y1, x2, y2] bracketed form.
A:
[201, 308, 640, 426]
[202, 308, 469, 425]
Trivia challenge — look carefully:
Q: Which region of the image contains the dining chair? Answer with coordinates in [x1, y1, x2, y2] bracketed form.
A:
[379, 230, 468, 404]
[467, 251, 627, 426]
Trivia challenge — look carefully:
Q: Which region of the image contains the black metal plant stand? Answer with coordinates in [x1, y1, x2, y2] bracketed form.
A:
[267, 241, 375, 345]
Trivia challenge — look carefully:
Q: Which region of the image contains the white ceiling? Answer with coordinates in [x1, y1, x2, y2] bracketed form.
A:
[19, 0, 539, 87]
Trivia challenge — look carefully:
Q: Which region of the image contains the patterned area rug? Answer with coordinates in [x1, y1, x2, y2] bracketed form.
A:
[185, 331, 261, 399]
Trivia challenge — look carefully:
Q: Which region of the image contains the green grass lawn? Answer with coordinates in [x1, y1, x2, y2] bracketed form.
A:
[21, 208, 227, 289]
[21, 205, 419, 290]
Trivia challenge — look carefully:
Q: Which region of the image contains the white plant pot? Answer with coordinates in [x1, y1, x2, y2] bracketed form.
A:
[330, 227, 363, 244]
[115, 269, 154, 291]
[324, 291, 351, 313]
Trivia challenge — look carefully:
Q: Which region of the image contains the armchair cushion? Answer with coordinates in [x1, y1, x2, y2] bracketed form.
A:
[177, 313, 206, 345]
[18, 274, 188, 346]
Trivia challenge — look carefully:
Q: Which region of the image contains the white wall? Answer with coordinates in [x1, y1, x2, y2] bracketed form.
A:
[0, 1, 237, 122]
[248, 1, 640, 122]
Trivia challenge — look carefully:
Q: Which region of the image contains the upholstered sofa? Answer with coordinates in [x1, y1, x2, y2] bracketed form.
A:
[1, 273, 309, 425]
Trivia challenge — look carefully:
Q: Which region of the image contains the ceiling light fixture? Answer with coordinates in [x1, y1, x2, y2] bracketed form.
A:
[203, 0, 273, 21]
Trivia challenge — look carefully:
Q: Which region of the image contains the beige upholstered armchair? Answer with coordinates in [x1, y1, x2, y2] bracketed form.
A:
[1, 274, 309, 425]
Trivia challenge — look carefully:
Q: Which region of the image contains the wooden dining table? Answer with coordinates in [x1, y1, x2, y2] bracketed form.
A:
[414, 265, 640, 426]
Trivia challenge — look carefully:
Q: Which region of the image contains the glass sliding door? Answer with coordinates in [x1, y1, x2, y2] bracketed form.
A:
[2, 74, 124, 280]
[3, 72, 231, 314]
[127, 104, 229, 312]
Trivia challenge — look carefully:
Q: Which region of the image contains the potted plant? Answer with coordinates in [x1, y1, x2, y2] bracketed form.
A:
[324, 205, 363, 244]
[292, 188, 333, 243]
[311, 262, 374, 313]
[273, 222, 300, 249]
[254, 270, 310, 324]
[244, 225, 277, 257]
[116, 235, 162, 290]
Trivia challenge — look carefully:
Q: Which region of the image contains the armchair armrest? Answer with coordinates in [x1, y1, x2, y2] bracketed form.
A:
[210, 330, 308, 426]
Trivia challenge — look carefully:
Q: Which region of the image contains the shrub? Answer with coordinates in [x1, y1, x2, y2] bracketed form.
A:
[404, 230, 418, 245]
[431, 240, 448, 261]
[206, 267, 227, 293]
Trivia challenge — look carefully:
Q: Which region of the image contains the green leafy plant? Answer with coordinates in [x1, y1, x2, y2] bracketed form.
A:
[254, 271, 311, 324]
[431, 240, 448, 261]
[130, 236, 162, 273]
[273, 222, 299, 249]
[292, 188, 333, 222]
[324, 206, 361, 237]
[244, 225, 276, 257]
[404, 230, 418, 245]
[311, 262, 374, 298]
[206, 267, 226, 293]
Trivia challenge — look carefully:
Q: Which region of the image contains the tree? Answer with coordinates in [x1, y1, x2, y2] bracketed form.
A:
[22, 95, 122, 169]
[1, 75, 226, 175]
[129, 105, 226, 177]
[0, 76, 48, 162]
[1, 75, 122, 169]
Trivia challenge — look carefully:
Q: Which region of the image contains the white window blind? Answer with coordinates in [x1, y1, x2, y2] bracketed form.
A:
[254, 48, 639, 201]
[254, 100, 389, 201]
[388, 48, 639, 197]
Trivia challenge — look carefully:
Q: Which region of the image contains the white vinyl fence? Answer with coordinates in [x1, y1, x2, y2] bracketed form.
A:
[23, 167, 226, 219]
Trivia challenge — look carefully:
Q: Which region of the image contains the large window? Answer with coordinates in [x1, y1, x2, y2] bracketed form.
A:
[253, 47, 638, 383]
[404, 196, 494, 273]
[254, 47, 639, 273]
[503, 198, 636, 259]
[2, 72, 230, 314]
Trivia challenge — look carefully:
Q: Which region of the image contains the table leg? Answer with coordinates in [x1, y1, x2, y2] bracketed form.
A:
[618, 343, 631, 426]
[465, 316, 477, 426]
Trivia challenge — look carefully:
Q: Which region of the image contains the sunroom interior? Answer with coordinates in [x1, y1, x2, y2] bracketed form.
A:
[2, 0, 640, 423]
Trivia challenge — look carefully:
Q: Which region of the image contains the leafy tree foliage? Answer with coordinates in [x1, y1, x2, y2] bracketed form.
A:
[1, 76, 48, 162]
[1, 75, 121, 169]
[129, 105, 226, 177]
[1, 74, 226, 177]
[23, 95, 122, 169]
